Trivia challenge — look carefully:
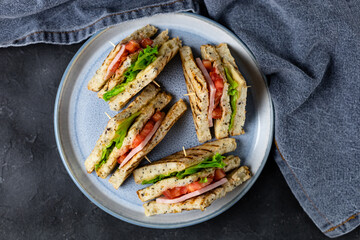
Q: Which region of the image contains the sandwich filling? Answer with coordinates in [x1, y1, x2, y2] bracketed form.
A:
[196, 59, 225, 123]
[197, 58, 239, 131]
[94, 111, 140, 171]
[224, 67, 239, 131]
[103, 40, 158, 101]
[157, 168, 227, 203]
[141, 153, 227, 185]
[117, 111, 165, 168]
[104, 38, 154, 81]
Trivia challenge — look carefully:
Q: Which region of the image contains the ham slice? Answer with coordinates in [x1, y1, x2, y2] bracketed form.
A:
[156, 178, 228, 204]
[196, 58, 215, 127]
[119, 114, 164, 168]
[104, 44, 126, 80]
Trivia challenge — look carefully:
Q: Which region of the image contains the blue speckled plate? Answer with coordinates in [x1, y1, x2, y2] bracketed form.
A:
[54, 12, 273, 228]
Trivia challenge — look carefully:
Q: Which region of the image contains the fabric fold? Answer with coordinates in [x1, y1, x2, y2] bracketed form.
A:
[0, 0, 197, 47]
[204, 0, 359, 237]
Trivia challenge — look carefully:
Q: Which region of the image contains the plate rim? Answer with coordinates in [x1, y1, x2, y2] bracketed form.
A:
[54, 12, 274, 229]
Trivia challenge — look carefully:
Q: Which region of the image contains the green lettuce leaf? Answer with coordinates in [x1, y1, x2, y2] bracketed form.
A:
[224, 67, 239, 131]
[103, 46, 158, 101]
[176, 153, 226, 179]
[141, 172, 177, 185]
[113, 112, 140, 149]
[141, 153, 226, 184]
[95, 112, 140, 171]
[95, 142, 116, 171]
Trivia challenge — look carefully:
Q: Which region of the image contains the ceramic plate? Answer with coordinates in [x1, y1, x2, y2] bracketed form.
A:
[54, 12, 273, 228]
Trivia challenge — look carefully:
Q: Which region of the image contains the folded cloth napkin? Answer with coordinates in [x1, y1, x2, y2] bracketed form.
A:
[0, 0, 196, 47]
[204, 0, 359, 237]
[204, 1, 359, 237]
[2, 0, 358, 237]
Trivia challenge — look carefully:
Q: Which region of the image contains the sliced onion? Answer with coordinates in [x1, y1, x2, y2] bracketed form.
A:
[119, 114, 164, 168]
[196, 58, 215, 127]
[156, 178, 228, 204]
[104, 44, 126, 80]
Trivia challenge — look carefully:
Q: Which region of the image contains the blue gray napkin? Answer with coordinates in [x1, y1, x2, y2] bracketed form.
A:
[0, 0, 196, 47]
[204, 1, 360, 238]
[2, 0, 358, 238]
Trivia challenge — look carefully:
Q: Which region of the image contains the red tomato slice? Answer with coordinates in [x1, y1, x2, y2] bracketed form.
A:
[140, 38, 153, 48]
[213, 78, 224, 90]
[131, 134, 145, 149]
[140, 120, 155, 138]
[163, 187, 184, 199]
[212, 106, 222, 119]
[161, 177, 214, 199]
[209, 71, 218, 82]
[162, 189, 173, 199]
[202, 59, 212, 72]
[172, 187, 182, 198]
[125, 40, 141, 53]
[151, 111, 164, 122]
[130, 111, 163, 149]
[180, 186, 188, 195]
[117, 154, 127, 164]
[210, 72, 224, 89]
[187, 181, 203, 192]
[214, 169, 226, 181]
[210, 71, 224, 107]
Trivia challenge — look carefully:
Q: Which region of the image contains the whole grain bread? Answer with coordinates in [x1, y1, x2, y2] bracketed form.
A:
[108, 37, 181, 111]
[200, 44, 231, 139]
[95, 91, 171, 178]
[97, 30, 170, 99]
[143, 166, 251, 216]
[84, 83, 160, 173]
[216, 43, 247, 136]
[133, 138, 237, 184]
[137, 155, 241, 202]
[179, 46, 211, 143]
[108, 99, 188, 189]
[87, 25, 158, 92]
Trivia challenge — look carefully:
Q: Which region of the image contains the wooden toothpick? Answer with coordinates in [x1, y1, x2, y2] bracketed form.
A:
[104, 112, 111, 120]
[109, 41, 116, 47]
[144, 156, 152, 163]
[152, 80, 160, 87]
[183, 146, 187, 157]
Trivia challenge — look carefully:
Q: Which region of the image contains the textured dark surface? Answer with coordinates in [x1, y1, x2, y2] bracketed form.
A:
[0, 43, 359, 239]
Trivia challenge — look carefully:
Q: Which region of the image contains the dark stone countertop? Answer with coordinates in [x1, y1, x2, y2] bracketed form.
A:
[0, 43, 359, 240]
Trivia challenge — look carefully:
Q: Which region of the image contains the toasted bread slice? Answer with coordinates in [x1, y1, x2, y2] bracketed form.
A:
[200, 44, 231, 139]
[88, 25, 158, 92]
[137, 155, 241, 202]
[133, 138, 237, 184]
[143, 166, 251, 216]
[84, 83, 160, 173]
[97, 30, 170, 99]
[96, 53, 137, 99]
[180, 46, 211, 143]
[108, 37, 181, 111]
[216, 43, 247, 136]
[109, 99, 187, 188]
[96, 91, 172, 178]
